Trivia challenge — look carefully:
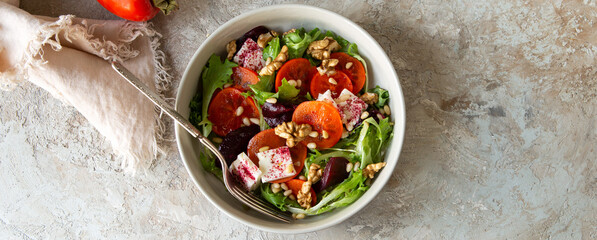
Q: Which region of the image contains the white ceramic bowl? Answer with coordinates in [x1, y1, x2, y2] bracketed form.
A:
[175, 4, 405, 233]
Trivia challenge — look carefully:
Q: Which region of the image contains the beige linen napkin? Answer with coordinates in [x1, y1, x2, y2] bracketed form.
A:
[0, 1, 170, 173]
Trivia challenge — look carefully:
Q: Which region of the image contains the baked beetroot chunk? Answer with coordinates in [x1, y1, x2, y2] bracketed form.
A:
[313, 157, 350, 192]
[218, 125, 261, 166]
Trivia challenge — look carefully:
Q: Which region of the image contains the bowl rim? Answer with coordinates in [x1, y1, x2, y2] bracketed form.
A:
[175, 4, 406, 233]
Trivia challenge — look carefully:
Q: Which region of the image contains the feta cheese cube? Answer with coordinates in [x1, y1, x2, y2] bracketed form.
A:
[232, 38, 265, 72]
[316, 89, 342, 115]
[335, 89, 368, 131]
[257, 146, 296, 183]
[229, 152, 262, 191]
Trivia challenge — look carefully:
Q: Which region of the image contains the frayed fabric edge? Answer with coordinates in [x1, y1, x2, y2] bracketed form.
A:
[4, 15, 171, 174]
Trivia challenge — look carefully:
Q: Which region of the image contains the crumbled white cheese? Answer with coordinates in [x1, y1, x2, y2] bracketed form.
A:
[257, 146, 296, 183]
[335, 89, 368, 131]
[229, 152, 262, 191]
[232, 38, 265, 72]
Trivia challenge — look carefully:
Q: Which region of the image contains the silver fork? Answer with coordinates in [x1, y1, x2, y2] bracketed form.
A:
[111, 61, 292, 223]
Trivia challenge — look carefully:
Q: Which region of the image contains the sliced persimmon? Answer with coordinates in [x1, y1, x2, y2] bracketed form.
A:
[292, 101, 343, 149]
[246, 129, 307, 183]
[208, 87, 259, 136]
[286, 179, 317, 205]
[275, 58, 317, 95]
[331, 52, 366, 94]
[231, 66, 260, 91]
[310, 71, 353, 99]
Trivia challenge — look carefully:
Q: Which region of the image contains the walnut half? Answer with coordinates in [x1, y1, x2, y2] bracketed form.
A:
[308, 163, 323, 183]
[362, 162, 387, 178]
[274, 121, 312, 147]
[307, 37, 341, 60]
[297, 181, 312, 209]
[226, 40, 236, 60]
[359, 92, 378, 105]
[259, 45, 288, 76]
[316, 58, 339, 76]
[257, 32, 273, 48]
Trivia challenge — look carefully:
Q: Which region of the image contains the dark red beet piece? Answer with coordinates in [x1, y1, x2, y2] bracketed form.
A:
[217, 125, 261, 166]
[236, 26, 270, 52]
[261, 102, 294, 117]
[313, 157, 350, 192]
[264, 112, 293, 128]
[262, 102, 297, 128]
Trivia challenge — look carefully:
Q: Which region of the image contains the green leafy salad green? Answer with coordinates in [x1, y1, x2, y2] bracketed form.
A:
[188, 26, 394, 218]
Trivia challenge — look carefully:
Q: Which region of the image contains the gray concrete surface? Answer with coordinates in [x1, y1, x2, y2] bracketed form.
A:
[1, 0, 596, 239]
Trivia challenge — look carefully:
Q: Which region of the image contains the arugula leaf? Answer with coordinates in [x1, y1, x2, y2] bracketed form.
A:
[355, 117, 393, 168]
[188, 92, 202, 128]
[283, 28, 321, 59]
[305, 149, 355, 167]
[369, 86, 390, 109]
[253, 74, 275, 92]
[304, 92, 314, 101]
[260, 183, 300, 211]
[200, 54, 237, 136]
[287, 171, 369, 215]
[277, 78, 300, 100]
[248, 78, 300, 105]
[199, 150, 223, 180]
[262, 37, 281, 61]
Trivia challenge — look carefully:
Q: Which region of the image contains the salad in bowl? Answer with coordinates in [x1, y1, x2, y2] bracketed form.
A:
[188, 25, 394, 219]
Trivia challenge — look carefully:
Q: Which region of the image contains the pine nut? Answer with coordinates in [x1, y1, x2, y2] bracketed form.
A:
[212, 137, 223, 143]
[287, 79, 297, 87]
[297, 79, 302, 87]
[242, 117, 250, 126]
[235, 106, 244, 116]
[322, 130, 329, 139]
[341, 129, 349, 138]
[299, 175, 307, 180]
[346, 163, 353, 172]
[377, 113, 384, 120]
[283, 189, 293, 196]
[295, 213, 306, 219]
[258, 146, 270, 152]
[288, 194, 296, 200]
[328, 78, 337, 85]
[307, 142, 317, 149]
[309, 131, 319, 138]
[250, 118, 260, 125]
[384, 105, 391, 115]
[281, 183, 289, 191]
[353, 162, 360, 171]
[345, 62, 353, 69]
[361, 111, 370, 119]
[272, 185, 281, 193]
[346, 124, 354, 132]
[378, 108, 385, 115]
[266, 98, 278, 104]
[272, 183, 280, 189]
[223, 83, 232, 88]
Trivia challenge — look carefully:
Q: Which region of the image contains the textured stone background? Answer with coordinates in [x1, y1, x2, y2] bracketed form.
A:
[1, 0, 596, 239]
